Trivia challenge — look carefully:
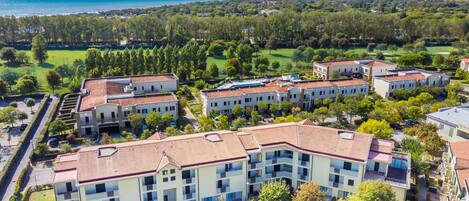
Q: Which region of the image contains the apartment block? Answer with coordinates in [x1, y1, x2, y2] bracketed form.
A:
[73, 74, 179, 136]
[426, 106, 469, 142]
[52, 121, 410, 201]
[200, 79, 369, 116]
[442, 141, 469, 201]
[313, 59, 397, 80]
[373, 69, 450, 98]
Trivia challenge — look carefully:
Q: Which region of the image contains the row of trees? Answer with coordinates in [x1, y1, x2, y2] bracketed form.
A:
[1, 10, 469, 47]
[0, 69, 62, 95]
[258, 180, 397, 201]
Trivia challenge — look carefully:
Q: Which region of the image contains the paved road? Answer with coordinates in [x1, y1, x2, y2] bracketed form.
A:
[417, 175, 427, 201]
[183, 107, 198, 129]
[0, 95, 56, 200]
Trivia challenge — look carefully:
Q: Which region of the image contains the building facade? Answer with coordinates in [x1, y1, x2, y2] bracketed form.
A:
[200, 79, 369, 116]
[372, 69, 450, 98]
[461, 58, 469, 72]
[442, 141, 469, 201]
[426, 106, 469, 142]
[73, 74, 179, 136]
[313, 59, 397, 80]
[53, 121, 410, 201]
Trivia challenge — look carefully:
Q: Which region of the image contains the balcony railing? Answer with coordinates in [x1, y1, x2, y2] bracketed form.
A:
[248, 176, 263, 184]
[86, 190, 119, 200]
[183, 177, 195, 185]
[56, 191, 79, 201]
[217, 169, 242, 179]
[329, 166, 359, 177]
[328, 181, 343, 189]
[297, 174, 308, 181]
[217, 186, 230, 194]
[298, 160, 310, 167]
[266, 171, 292, 179]
[265, 157, 292, 165]
[249, 162, 263, 169]
[142, 184, 157, 192]
[183, 192, 196, 200]
[99, 118, 118, 124]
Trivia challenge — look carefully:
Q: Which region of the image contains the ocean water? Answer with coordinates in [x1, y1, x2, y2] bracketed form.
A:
[0, 0, 204, 16]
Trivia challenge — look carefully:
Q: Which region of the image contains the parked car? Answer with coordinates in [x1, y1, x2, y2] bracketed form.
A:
[170, 121, 177, 128]
[404, 119, 419, 127]
[2, 125, 12, 132]
[47, 138, 58, 147]
[19, 124, 27, 131]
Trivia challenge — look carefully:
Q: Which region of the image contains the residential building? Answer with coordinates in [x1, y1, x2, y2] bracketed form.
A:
[52, 121, 410, 201]
[442, 141, 469, 201]
[461, 58, 469, 72]
[313, 59, 397, 80]
[73, 74, 179, 136]
[373, 69, 450, 98]
[426, 106, 469, 142]
[200, 79, 369, 116]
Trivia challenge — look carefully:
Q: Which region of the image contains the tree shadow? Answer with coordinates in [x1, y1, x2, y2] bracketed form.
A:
[38, 62, 54, 68]
[270, 53, 289, 58]
[212, 55, 226, 60]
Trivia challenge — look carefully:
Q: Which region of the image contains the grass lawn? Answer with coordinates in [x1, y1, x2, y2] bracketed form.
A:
[0, 50, 86, 94]
[347, 46, 456, 56]
[28, 189, 55, 201]
[451, 79, 469, 87]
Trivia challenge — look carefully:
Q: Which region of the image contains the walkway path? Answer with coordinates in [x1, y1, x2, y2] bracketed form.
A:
[0, 95, 57, 200]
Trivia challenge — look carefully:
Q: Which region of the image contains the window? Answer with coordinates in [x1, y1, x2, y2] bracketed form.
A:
[165, 106, 168, 111]
[142, 109, 148, 114]
[100, 113, 104, 120]
[85, 117, 89, 123]
[162, 170, 168, 175]
[111, 112, 115, 119]
[343, 162, 352, 170]
[95, 183, 106, 193]
[170, 169, 175, 174]
[151, 86, 154, 91]
[224, 101, 227, 106]
[144, 176, 154, 186]
[141, 86, 145, 91]
[214, 103, 218, 107]
[163, 177, 168, 182]
[170, 176, 176, 181]
[348, 179, 354, 186]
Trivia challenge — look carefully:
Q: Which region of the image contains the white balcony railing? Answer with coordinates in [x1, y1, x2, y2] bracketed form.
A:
[86, 190, 119, 200]
[56, 191, 79, 201]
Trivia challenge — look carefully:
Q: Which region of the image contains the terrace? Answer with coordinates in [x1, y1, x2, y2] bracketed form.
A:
[364, 152, 411, 189]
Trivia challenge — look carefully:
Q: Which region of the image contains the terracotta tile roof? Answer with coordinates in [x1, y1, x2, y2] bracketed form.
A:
[240, 123, 374, 162]
[130, 74, 177, 83]
[383, 73, 427, 82]
[107, 94, 177, 106]
[202, 86, 280, 98]
[56, 122, 390, 183]
[370, 139, 394, 154]
[463, 58, 469, 63]
[296, 81, 335, 89]
[368, 151, 392, 164]
[319, 60, 358, 68]
[456, 169, 469, 188]
[451, 141, 469, 169]
[54, 153, 78, 172]
[75, 131, 248, 184]
[54, 169, 77, 183]
[364, 60, 396, 68]
[332, 79, 368, 87]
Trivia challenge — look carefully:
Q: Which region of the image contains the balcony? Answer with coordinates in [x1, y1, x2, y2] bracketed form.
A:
[297, 174, 308, 181]
[249, 162, 263, 169]
[86, 190, 119, 200]
[364, 167, 410, 189]
[183, 192, 196, 200]
[265, 171, 292, 179]
[248, 176, 263, 184]
[56, 191, 79, 201]
[80, 120, 93, 126]
[329, 166, 359, 177]
[142, 184, 157, 192]
[328, 181, 343, 189]
[99, 118, 118, 124]
[265, 157, 292, 165]
[183, 177, 195, 185]
[217, 186, 230, 194]
[298, 160, 310, 167]
[217, 169, 242, 179]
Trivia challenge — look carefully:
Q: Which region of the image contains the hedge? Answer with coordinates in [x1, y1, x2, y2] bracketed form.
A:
[0, 94, 49, 196]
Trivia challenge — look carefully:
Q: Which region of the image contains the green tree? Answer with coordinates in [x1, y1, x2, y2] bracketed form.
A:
[197, 115, 214, 132]
[60, 144, 73, 154]
[0, 106, 19, 127]
[292, 49, 304, 65]
[312, 107, 330, 123]
[145, 111, 161, 131]
[128, 113, 144, 133]
[161, 112, 174, 126]
[0, 70, 20, 90]
[433, 54, 445, 68]
[46, 70, 62, 94]
[183, 124, 195, 134]
[216, 114, 229, 130]
[232, 117, 247, 130]
[17, 111, 28, 124]
[0, 47, 16, 64]
[140, 129, 152, 140]
[271, 61, 280, 70]
[25, 98, 35, 113]
[232, 105, 243, 117]
[16, 77, 37, 94]
[209, 63, 219, 78]
[31, 34, 48, 63]
[348, 181, 396, 201]
[250, 111, 262, 125]
[165, 127, 180, 136]
[100, 133, 112, 145]
[48, 119, 70, 136]
[257, 101, 267, 114]
[0, 80, 7, 100]
[293, 182, 325, 201]
[357, 119, 393, 139]
[265, 35, 277, 54]
[258, 182, 291, 201]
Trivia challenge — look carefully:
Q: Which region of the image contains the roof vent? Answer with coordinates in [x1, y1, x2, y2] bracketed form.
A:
[205, 133, 223, 142]
[338, 131, 355, 140]
[98, 147, 118, 157]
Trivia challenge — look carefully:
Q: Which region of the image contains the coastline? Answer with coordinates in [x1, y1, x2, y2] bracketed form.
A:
[0, 0, 206, 17]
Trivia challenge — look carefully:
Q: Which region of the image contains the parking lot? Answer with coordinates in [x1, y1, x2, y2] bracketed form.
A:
[0, 97, 42, 171]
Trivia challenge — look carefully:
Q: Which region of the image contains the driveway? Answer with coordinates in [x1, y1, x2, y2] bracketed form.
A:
[0, 95, 57, 200]
[184, 107, 198, 129]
